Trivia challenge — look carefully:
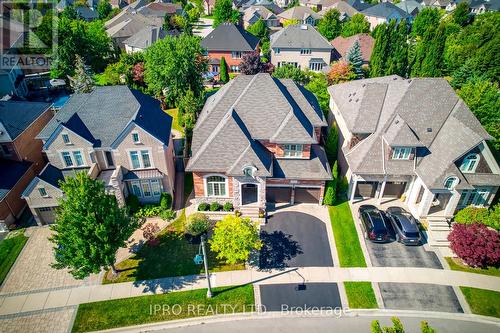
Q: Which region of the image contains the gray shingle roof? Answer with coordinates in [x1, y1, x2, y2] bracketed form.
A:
[123, 26, 172, 49]
[270, 24, 333, 49]
[361, 2, 410, 18]
[186, 73, 329, 178]
[273, 145, 331, 180]
[201, 23, 260, 52]
[0, 101, 51, 140]
[0, 159, 32, 201]
[277, 6, 321, 21]
[37, 86, 172, 148]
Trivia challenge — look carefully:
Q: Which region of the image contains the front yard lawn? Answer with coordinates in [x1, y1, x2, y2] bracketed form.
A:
[72, 284, 254, 333]
[460, 287, 500, 318]
[164, 108, 184, 137]
[446, 257, 500, 277]
[344, 282, 378, 309]
[328, 200, 367, 267]
[0, 232, 28, 284]
[103, 211, 244, 284]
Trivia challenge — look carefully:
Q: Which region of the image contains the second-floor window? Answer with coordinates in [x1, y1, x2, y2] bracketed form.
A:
[392, 147, 411, 160]
[460, 153, 479, 173]
[38, 187, 48, 197]
[105, 151, 114, 167]
[300, 48, 311, 55]
[129, 150, 152, 169]
[62, 133, 71, 144]
[284, 144, 303, 157]
[61, 151, 84, 167]
[132, 132, 140, 144]
[275, 48, 280, 54]
[231, 51, 242, 59]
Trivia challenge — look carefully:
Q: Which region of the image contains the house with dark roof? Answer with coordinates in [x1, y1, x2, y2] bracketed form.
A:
[22, 86, 176, 225]
[328, 76, 499, 221]
[201, 23, 260, 76]
[0, 101, 53, 227]
[123, 26, 178, 53]
[396, 0, 424, 15]
[186, 73, 332, 214]
[361, 2, 411, 29]
[446, 0, 500, 13]
[270, 24, 333, 72]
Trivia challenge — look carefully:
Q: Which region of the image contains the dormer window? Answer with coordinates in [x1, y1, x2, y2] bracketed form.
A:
[38, 187, 48, 197]
[132, 132, 140, 144]
[392, 147, 411, 160]
[243, 165, 256, 178]
[284, 144, 303, 157]
[62, 133, 71, 144]
[444, 176, 459, 190]
[460, 153, 479, 173]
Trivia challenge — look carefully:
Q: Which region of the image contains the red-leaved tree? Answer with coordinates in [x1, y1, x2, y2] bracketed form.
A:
[143, 223, 160, 247]
[448, 223, 500, 268]
[132, 62, 145, 84]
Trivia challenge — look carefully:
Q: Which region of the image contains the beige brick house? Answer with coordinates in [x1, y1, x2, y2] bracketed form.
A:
[186, 73, 332, 215]
[22, 86, 175, 225]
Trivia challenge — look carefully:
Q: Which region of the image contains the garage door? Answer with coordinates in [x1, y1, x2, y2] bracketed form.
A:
[355, 182, 377, 198]
[266, 187, 292, 203]
[294, 187, 321, 204]
[383, 182, 407, 198]
[36, 207, 56, 225]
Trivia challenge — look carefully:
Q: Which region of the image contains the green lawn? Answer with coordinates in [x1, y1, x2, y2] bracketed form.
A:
[460, 287, 500, 318]
[184, 172, 194, 206]
[72, 285, 254, 333]
[103, 211, 244, 284]
[344, 282, 378, 309]
[0, 232, 28, 285]
[328, 199, 367, 267]
[164, 108, 185, 137]
[446, 257, 500, 277]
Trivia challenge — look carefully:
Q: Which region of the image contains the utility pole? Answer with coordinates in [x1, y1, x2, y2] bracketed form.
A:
[200, 235, 213, 298]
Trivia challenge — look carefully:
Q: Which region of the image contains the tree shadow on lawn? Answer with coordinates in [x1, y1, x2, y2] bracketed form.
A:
[257, 230, 302, 271]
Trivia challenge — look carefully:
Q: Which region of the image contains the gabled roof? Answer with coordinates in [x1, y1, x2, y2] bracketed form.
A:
[361, 2, 410, 18]
[243, 5, 277, 23]
[278, 6, 321, 20]
[383, 115, 423, 147]
[345, 0, 373, 11]
[0, 101, 51, 140]
[331, 33, 375, 63]
[270, 24, 333, 49]
[37, 86, 172, 148]
[123, 26, 176, 49]
[201, 23, 260, 52]
[396, 0, 424, 14]
[37, 163, 65, 189]
[319, 1, 359, 19]
[186, 73, 328, 177]
[0, 159, 32, 201]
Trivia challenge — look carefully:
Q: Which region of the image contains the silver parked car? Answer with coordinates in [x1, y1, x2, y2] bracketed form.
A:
[385, 207, 422, 246]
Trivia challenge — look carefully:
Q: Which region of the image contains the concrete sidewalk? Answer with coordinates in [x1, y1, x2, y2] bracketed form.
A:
[1, 267, 499, 317]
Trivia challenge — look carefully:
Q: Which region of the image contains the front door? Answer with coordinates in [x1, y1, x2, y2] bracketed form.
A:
[242, 183, 258, 205]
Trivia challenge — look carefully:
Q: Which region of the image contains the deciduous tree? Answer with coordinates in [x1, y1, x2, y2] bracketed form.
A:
[212, 0, 240, 27]
[272, 64, 308, 85]
[177, 89, 202, 131]
[317, 9, 342, 40]
[341, 13, 370, 37]
[328, 60, 356, 84]
[97, 0, 112, 19]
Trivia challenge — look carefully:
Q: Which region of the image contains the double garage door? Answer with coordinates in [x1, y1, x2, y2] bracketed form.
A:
[354, 181, 407, 198]
[266, 186, 321, 204]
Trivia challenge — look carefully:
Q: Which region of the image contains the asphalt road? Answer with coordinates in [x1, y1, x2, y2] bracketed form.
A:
[259, 212, 334, 269]
[379, 283, 463, 313]
[259, 283, 342, 312]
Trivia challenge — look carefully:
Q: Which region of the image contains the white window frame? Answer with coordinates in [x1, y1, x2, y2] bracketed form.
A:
[309, 62, 323, 71]
[443, 176, 459, 190]
[300, 48, 311, 55]
[392, 147, 412, 160]
[128, 149, 154, 169]
[458, 187, 491, 208]
[60, 149, 87, 168]
[459, 153, 480, 173]
[132, 132, 140, 144]
[129, 179, 163, 198]
[283, 144, 303, 158]
[231, 51, 242, 59]
[204, 174, 228, 197]
[61, 133, 71, 145]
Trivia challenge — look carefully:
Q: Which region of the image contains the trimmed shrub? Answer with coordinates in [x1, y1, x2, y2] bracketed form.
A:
[448, 223, 500, 268]
[198, 202, 209, 211]
[185, 213, 210, 236]
[223, 202, 233, 212]
[325, 123, 338, 165]
[210, 202, 222, 211]
[126, 194, 140, 213]
[454, 204, 500, 231]
[323, 180, 336, 205]
[135, 205, 162, 218]
[159, 209, 176, 221]
[160, 192, 172, 209]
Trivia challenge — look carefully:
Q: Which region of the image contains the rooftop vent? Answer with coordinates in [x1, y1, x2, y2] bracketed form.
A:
[355, 98, 359, 102]
[393, 77, 398, 80]
[427, 127, 432, 132]
[362, 83, 366, 87]
[300, 24, 308, 30]
[349, 98, 352, 102]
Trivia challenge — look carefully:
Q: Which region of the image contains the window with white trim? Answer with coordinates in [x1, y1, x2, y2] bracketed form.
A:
[459, 153, 479, 173]
[132, 132, 140, 144]
[206, 176, 226, 197]
[392, 147, 412, 160]
[300, 48, 311, 55]
[231, 51, 242, 59]
[458, 188, 490, 207]
[284, 144, 303, 157]
[275, 48, 280, 54]
[62, 133, 71, 144]
[38, 187, 48, 197]
[444, 176, 458, 190]
[309, 62, 323, 71]
[61, 151, 85, 167]
[129, 150, 152, 169]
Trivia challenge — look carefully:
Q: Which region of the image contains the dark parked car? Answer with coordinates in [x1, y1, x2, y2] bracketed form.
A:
[358, 205, 391, 243]
[386, 206, 422, 246]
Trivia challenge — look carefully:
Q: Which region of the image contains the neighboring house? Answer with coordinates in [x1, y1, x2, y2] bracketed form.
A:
[123, 26, 178, 53]
[0, 101, 53, 227]
[345, 0, 373, 11]
[242, 5, 281, 28]
[331, 33, 375, 65]
[278, 6, 321, 25]
[328, 76, 500, 220]
[420, 0, 450, 9]
[361, 2, 411, 29]
[201, 23, 260, 75]
[22, 86, 176, 225]
[186, 73, 331, 213]
[0, 64, 28, 99]
[446, 0, 500, 13]
[270, 24, 333, 72]
[56, 0, 97, 11]
[238, 0, 284, 12]
[300, 0, 339, 11]
[76, 6, 99, 21]
[203, 0, 216, 15]
[137, 2, 183, 18]
[396, 0, 424, 15]
[318, 1, 360, 21]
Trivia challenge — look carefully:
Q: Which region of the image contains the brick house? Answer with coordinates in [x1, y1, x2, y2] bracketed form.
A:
[201, 23, 260, 77]
[328, 76, 500, 220]
[22, 86, 176, 225]
[186, 73, 332, 215]
[0, 101, 53, 227]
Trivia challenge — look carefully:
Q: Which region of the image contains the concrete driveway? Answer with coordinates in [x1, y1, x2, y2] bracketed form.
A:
[259, 211, 334, 269]
[379, 283, 463, 313]
[259, 283, 342, 311]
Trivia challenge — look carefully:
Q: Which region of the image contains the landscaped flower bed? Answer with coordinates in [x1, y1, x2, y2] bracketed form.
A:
[198, 201, 234, 212]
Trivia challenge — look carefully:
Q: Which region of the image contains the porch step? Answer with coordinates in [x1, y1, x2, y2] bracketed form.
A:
[427, 229, 451, 248]
[239, 205, 261, 218]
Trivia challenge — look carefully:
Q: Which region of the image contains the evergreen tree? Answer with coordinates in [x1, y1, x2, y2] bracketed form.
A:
[411, 7, 441, 38]
[341, 13, 370, 37]
[69, 55, 94, 93]
[177, 89, 202, 132]
[346, 40, 363, 78]
[219, 56, 229, 82]
[370, 23, 389, 77]
[325, 124, 338, 165]
[453, 2, 471, 27]
[317, 9, 342, 40]
[418, 22, 446, 77]
[387, 20, 409, 77]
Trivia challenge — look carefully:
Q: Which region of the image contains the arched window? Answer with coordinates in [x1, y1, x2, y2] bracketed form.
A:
[206, 175, 226, 197]
[460, 153, 479, 173]
[242, 165, 256, 178]
[444, 176, 459, 190]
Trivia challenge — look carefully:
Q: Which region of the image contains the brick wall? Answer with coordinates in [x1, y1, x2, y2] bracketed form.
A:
[192, 172, 234, 198]
[0, 164, 37, 223]
[260, 140, 311, 159]
[207, 51, 254, 71]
